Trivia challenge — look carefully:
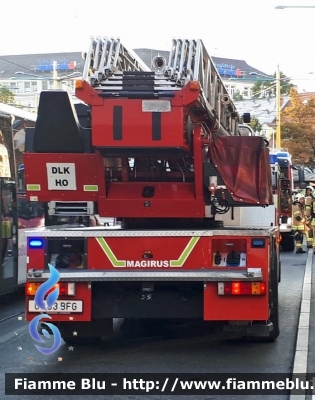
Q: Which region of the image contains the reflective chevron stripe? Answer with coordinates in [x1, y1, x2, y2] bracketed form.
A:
[96, 236, 200, 268]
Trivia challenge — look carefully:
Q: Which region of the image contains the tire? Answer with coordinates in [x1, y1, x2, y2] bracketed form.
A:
[280, 234, 295, 252]
[244, 240, 279, 342]
[259, 245, 279, 342]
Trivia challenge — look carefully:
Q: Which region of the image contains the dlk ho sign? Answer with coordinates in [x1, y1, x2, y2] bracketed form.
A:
[46, 163, 77, 190]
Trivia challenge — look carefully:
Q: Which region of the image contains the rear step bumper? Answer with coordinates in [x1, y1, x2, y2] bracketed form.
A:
[27, 268, 262, 282]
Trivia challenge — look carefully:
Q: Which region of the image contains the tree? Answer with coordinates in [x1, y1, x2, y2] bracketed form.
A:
[251, 71, 294, 98]
[249, 117, 262, 133]
[0, 86, 15, 104]
[281, 88, 315, 166]
[233, 90, 243, 101]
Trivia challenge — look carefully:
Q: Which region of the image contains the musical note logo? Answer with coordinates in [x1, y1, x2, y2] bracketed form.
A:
[29, 263, 62, 354]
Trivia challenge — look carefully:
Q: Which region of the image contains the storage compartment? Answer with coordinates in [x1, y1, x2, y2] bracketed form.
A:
[46, 238, 86, 269]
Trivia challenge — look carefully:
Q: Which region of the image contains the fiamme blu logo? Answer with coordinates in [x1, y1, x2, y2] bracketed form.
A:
[28, 264, 62, 355]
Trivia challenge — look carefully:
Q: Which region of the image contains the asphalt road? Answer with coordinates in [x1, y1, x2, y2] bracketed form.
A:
[0, 251, 307, 400]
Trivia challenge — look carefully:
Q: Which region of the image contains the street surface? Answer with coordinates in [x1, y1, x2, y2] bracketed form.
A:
[0, 251, 307, 400]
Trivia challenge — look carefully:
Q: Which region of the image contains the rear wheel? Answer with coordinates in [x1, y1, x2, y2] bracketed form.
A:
[258, 244, 279, 342]
[244, 240, 279, 342]
[262, 286, 279, 342]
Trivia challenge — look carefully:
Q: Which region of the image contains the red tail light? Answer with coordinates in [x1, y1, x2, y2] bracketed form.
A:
[26, 282, 75, 296]
[218, 282, 266, 295]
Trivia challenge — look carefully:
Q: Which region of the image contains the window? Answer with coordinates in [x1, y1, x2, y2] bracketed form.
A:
[48, 80, 54, 90]
[16, 82, 24, 93]
[42, 81, 48, 90]
[230, 85, 235, 96]
[24, 81, 31, 93]
[243, 86, 249, 97]
[31, 81, 37, 93]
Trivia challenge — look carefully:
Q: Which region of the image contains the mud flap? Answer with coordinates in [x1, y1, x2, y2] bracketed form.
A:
[222, 322, 273, 336]
[244, 322, 273, 336]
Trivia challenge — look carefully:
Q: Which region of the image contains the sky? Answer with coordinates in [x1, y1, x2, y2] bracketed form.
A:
[1, 0, 315, 92]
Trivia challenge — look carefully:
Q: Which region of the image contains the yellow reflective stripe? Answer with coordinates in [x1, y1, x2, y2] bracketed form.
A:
[84, 185, 98, 191]
[27, 184, 41, 191]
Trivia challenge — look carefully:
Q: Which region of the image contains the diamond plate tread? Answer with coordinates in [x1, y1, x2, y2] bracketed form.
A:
[25, 227, 276, 237]
[27, 269, 262, 282]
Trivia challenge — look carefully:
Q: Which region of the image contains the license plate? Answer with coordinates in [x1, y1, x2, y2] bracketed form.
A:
[28, 300, 83, 313]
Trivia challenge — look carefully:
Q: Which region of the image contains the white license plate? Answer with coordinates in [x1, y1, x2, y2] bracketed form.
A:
[28, 300, 83, 313]
[142, 100, 171, 112]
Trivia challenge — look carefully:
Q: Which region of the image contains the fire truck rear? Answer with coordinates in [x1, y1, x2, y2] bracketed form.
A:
[24, 38, 280, 343]
[269, 152, 294, 251]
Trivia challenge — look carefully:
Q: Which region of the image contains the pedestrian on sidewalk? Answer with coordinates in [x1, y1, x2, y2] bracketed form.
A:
[292, 193, 306, 254]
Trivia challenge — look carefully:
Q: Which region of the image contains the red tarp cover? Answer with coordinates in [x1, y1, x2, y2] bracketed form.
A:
[208, 135, 273, 205]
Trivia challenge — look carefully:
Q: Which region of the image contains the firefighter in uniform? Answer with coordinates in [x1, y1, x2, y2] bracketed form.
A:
[292, 193, 306, 254]
[302, 185, 315, 198]
[305, 186, 315, 248]
[310, 192, 315, 254]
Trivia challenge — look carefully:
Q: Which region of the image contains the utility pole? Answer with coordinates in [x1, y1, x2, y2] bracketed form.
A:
[276, 66, 281, 149]
[53, 61, 58, 90]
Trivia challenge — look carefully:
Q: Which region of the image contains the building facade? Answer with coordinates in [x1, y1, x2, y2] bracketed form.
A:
[0, 49, 269, 111]
[0, 53, 83, 110]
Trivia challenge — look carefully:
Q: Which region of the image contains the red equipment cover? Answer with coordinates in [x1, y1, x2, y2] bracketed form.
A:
[208, 135, 273, 205]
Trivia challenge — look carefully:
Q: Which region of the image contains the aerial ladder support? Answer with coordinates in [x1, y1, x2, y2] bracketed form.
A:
[164, 39, 243, 135]
[82, 36, 151, 86]
[77, 37, 245, 140]
[24, 36, 273, 219]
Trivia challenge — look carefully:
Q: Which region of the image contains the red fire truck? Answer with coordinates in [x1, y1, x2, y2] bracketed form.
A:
[24, 38, 280, 343]
[269, 152, 294, 252]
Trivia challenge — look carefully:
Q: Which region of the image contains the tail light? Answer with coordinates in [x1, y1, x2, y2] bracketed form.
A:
[26, 282, 40, 295]
[26, 282, 75, 296]
[218, 282, 266, 295]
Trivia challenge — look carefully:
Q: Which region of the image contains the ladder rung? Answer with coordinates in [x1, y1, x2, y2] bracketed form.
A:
[123, 71, 154, 76]
[82, 36, 242, 136]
